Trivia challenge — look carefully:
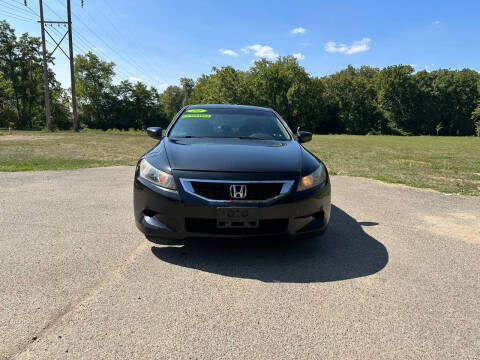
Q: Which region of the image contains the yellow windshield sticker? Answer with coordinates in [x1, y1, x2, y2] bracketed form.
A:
[181, 114, 212, 118]
[186, 109, 207, 113]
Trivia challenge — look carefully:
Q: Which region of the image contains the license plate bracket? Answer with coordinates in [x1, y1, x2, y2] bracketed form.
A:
[216, 207, 259, 228]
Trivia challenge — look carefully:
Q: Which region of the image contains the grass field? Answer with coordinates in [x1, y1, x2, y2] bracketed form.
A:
[1, 130, 479, 195]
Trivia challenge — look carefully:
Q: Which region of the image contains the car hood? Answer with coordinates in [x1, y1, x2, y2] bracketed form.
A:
[162, 138, 302, 173]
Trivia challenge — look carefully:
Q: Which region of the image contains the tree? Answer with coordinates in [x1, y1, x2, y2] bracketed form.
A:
[413, 70, 439, 135]
[472, 101, 480, 136]
[411, 69, 480, 136]
[49, 84, 72, 130]
[124, 81, 164, 129]
[0, 71, 15, 127]
[16, 33, 43, 129]
[2, 20, 480, 135]
[443, 69, 479, 135]
[322, 65, 380, 134]
[0, 21, 69, 129]
[0, 21, 20, 125]
[180, 77, 194, 106]
[75, 52, 115, 129]
[159, 85, 184, 121]
[192, 66, 253, 105]
[376, 65, 418, 134]
[248, 56, 317, 130]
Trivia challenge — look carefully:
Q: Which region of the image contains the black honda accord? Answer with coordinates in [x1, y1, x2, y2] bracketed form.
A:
[134, 104, 331, 239]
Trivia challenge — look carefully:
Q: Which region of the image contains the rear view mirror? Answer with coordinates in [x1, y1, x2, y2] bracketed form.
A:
[147, 127, 163, 140]
[297, 130, 312, 143]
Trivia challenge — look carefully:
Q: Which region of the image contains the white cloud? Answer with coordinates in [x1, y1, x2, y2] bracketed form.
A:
[128, 76, 143, 82]
[240, 48, 249, 54]
[300, 42, 311, 47]
[218, 49, 238, 57]
[325, 37, 371, 55]
[290, 27, 306, 34]
[293, 53, 305, 60]
[245, 44, 279, 59]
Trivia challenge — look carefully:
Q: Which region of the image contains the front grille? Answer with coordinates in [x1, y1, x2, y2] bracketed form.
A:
[190, 181, 284, 201]
[185, 218, 288, 235]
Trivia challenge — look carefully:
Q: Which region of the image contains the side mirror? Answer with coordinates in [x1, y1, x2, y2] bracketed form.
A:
[147, 127, 163, 140]
[297, 130, 312, 143]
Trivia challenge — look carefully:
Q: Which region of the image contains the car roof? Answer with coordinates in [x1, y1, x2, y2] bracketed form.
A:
[187, 104, 272, 112]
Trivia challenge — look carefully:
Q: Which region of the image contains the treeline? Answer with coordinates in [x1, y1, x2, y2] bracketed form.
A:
[1, 20, 480, 135]
[190, 60, 480, 136]
[0, 21, 71, 129]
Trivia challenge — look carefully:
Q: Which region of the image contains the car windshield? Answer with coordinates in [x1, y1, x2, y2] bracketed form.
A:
[168, 108, 291, 140]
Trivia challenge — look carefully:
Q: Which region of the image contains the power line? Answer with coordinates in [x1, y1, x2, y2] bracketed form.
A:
[21, 1, 39, 16]
[69, 28, 138, 79]
[72, 27, 147, 80]
[4, 0, 32, 8]
[4, 0, 170, 88]
[70, 35, 132, 79]
[82, 0, 172, 85]
[5, 0, 39, 19]
[0, 10, 37, 22]
[71, 12, 165, 87]
[102, 0, 175, 88]
[45, 36, 54, 48]
[41, 0, 64, 20]
[0, 6, 37, 22]
[1, 0, 167, 86]
[4, 0, 138, 129]
[46, 0, 173, 88]
[102, 0, 171, 73]
[35, 0, 79, 131]
[53, 0, 172, 87]
[0, 0, 37, 17]
[6, 0, 33, 5]
[0, 12, 36, 23]
[33, 2, 131, 103]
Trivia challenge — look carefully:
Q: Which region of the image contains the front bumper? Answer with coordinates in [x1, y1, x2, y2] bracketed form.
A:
[133, 172, 331, 240]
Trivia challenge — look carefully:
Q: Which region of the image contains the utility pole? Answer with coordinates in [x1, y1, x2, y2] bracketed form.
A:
[66, 0, 78, 131]
[31, 0, 81, 131]
[38, 0, 52, 131]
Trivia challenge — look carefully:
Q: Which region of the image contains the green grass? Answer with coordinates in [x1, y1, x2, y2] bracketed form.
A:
[1, 130, 479, 195]
[305, 135, 480, 196]
[0, 130, 157, 171]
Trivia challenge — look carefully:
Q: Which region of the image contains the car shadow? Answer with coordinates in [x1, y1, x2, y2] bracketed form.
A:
[149, 205, 388, 283]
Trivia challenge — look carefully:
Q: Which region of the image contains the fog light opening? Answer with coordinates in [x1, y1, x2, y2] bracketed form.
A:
[143, 209, 157, 217]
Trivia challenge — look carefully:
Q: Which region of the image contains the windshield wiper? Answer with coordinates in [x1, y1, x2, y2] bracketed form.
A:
[174, 135, 272, 140]
[234, 136, 270, 140]
[175, 135, 206, 138]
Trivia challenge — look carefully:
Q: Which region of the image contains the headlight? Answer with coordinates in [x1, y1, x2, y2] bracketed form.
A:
[139, 159, 177, 191]
[297, 164, 327, 192]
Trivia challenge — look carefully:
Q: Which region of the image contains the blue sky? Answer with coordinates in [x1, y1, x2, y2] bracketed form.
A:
[2, 0, 479, 89]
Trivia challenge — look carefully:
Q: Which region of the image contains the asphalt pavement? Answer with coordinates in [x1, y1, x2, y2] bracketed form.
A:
[0, 166, 479, 359]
